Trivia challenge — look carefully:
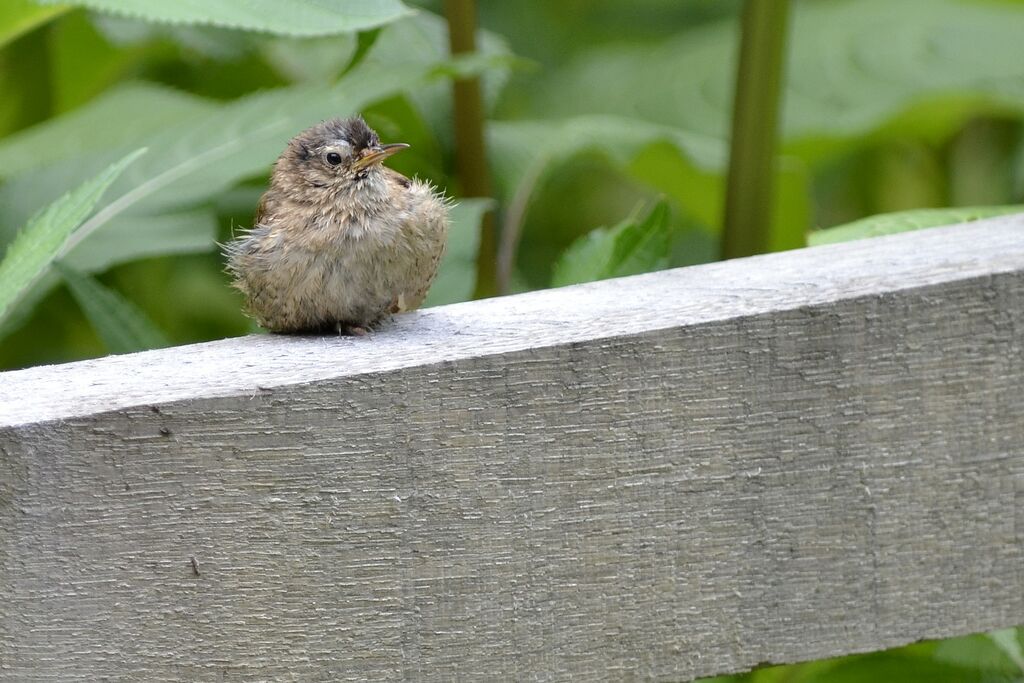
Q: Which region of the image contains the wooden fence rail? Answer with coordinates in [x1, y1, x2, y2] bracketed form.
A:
[2, 217, 1023, 681]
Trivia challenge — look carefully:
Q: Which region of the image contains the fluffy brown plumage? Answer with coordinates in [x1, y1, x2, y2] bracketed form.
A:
[225, 116, 449, 334]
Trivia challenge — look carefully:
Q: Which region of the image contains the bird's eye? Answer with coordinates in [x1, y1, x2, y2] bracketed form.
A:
[325, 152, 343, 166]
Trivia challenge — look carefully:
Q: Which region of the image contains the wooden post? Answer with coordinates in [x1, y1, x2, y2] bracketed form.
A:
[2, 217, 1023, 681]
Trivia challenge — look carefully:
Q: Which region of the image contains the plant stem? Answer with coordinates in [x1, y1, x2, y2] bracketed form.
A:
[444, 0, 498, 298]
[721, 0, 792, 258]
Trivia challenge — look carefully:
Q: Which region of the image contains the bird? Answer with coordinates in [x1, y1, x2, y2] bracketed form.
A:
[224, 116, 449, 335]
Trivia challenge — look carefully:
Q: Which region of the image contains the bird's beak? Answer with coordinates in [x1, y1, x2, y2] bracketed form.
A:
[352, 143, 410, 171]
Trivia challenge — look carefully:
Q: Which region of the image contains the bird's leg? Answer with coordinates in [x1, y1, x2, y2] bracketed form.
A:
[389, 292, 408, 314]
[335, 321, 369, 337]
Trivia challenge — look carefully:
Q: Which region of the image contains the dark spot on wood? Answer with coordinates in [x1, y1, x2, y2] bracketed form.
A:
[150, 406, 160, 414]
[159, 427, 171, 437]
[190, 556, 200, 576]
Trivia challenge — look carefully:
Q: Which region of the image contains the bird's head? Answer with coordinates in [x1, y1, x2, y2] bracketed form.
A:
[278, 116, 409, 191]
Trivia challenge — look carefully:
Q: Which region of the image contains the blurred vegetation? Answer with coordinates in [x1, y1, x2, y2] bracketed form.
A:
[0, 1, 1023, 678]
[3, 0, 1024, 367]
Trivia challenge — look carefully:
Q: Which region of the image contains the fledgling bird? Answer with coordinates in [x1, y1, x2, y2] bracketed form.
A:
[225, 116, 449, 335]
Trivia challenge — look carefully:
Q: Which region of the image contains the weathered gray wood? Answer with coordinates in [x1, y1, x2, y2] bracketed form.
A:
[1, 217, 1023, 682]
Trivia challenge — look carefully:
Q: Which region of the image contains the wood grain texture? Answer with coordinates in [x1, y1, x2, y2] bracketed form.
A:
[2, 217, 1024, 681]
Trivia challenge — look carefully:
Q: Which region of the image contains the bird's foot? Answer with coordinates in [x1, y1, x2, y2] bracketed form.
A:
[335, 322, 369, 337]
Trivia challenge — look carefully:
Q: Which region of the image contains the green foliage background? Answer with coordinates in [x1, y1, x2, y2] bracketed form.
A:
[3, 0, 1024, 367]
[0, 1, 1022, 679]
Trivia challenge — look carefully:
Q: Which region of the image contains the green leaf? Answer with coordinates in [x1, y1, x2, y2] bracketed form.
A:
[65, 209, 219, 273]
[0, 148, 145, 325]
[0, 82, 216, 179]
[534, 0, 1024, 165]
[34, 0, 415, 37]
[609, 201, 673, 278]
[423, 198, 494, 307]
[553, 229, 619, 288]
[0, 0, 68, 48]
[92, 13, 257, 60]
[988, 628, 1024, 673]
[809, 205, 1024, 246]
[343, 27, 382, 75]
[53, 262, 170, 353]
[797, 652, 987, 683]
[932, 632, 1024, 677]
[551, 200, 673, 287]
[262, 33, 358, 83]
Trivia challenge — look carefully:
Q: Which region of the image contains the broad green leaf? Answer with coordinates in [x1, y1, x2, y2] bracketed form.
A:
[932, 632, 1024, 677]
[0, 148, 145, 325]
[65, 209, 218, 273]
[89, 9, 502, 90]
[552, 226, 619, 289]
[608, 201, 672, 278]
[92, 13, 258, 61]
[35, 0, 414, 37]
[262, 33, 358, 83]
[0, 0, 67, 48]
[809, 205, 1024, 246]
[344, 27, 383, 75]
[551, 200, 672, 287]
[534, 0, 1024, 165]
[781, 651, 987, 683]
[0, 82, 215, 179]
[988, 628, 1024, 673]
[423, 198, 494, 307]
[53, 262, 170, 353]
[698, 637, 1019, 683]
